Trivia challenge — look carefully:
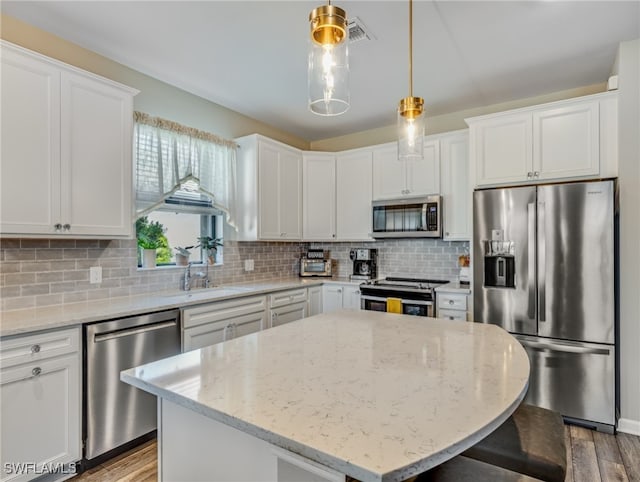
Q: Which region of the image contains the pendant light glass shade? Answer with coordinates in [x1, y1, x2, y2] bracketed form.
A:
[397, 0, 425, 160]
[308, 4, 350, 116]
[398, 96, 425, 160]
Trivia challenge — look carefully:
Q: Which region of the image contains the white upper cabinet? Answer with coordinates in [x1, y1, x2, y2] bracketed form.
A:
[533, 102, 599, 180]
[303, 153, 336, 241]
[235, 134, 302, 241]
[468, 92, 617, 188]
[336, 150, 373, 241]
[372, 140, 440, 200]
[0, 41, 137, 238]
[440, 131, 470, 241]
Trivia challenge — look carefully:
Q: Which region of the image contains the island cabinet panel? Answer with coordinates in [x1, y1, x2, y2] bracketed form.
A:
[159, 399, 344, 482]
[0, 328, 81, 481]
[181, 296, 267, 352]
[303, 153, 336, 241]
[0, 41, 137, 238]
[469, 92, 617, 188]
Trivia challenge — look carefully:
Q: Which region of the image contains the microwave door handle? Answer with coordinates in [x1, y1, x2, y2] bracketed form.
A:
[421, 204, 427, 231]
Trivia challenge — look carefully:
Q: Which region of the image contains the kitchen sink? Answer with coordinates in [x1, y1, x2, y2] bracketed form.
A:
[159, 286, 255, 303]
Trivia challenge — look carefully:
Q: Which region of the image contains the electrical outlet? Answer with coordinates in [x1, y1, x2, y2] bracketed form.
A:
[89, 266, 102, 284]
[244, 259, 254, 272]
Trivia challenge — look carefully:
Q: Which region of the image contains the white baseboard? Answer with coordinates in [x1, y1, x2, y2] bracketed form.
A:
[618, 418, 640, 436]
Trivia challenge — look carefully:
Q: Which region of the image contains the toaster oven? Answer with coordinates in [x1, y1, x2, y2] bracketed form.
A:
[300, 258, 332, 277]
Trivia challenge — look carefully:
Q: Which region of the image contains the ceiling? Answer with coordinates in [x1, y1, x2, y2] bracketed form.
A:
[2, 1, 639, 141]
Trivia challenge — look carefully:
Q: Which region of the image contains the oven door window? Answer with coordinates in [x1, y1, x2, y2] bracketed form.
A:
[363, 299, 387, 312]
[403, 303, 432, 317]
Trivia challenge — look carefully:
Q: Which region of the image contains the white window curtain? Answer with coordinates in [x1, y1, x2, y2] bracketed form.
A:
[134, 112, 237, 229]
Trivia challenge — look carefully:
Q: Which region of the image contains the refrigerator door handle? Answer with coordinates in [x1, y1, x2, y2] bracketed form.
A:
[518, 338, 611, 356]
[538, 201, 546, 322]
[527, 202, 536, 320]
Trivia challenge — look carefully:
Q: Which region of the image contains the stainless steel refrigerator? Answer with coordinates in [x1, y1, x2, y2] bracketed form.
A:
[473, 180, 617, 431]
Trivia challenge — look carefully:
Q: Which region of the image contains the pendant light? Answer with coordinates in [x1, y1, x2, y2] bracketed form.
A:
[397, 0, 425, 160]
[308, 1, 350, 116]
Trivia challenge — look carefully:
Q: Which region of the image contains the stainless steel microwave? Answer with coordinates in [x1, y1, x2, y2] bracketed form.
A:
[300, 258, 333, 277]
[371, 195, 441, 238]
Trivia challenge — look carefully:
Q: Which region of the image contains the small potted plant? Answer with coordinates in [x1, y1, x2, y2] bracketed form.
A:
[136, 216, 167, 269]
[197, 236, 223, 265]
[174, 246, 194, 266]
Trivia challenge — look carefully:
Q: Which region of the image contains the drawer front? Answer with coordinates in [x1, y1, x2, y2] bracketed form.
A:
[0, 327, 80, 369]
[438, 308, 468, 321]
[182, 296, 266, 329]
[269, 289, 307, 308]
[437, 293, 467, 311]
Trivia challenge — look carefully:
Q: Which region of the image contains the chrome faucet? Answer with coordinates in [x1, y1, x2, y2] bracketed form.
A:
[182, 263, 209, 291]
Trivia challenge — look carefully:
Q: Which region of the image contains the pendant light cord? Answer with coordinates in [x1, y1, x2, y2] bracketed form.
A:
[409, 0, 413, 97]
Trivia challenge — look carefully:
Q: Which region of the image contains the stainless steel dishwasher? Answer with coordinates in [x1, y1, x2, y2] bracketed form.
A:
[84, 309, 181, 462]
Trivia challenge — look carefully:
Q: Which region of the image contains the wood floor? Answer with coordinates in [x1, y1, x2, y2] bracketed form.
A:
[72, 426, 640, 482]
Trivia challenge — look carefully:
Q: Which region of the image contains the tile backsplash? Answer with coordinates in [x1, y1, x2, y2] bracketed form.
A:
[0, 238, 468, 310]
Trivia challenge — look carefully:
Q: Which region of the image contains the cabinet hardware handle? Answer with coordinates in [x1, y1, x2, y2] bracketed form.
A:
[63, 224, 71, 230]
[32, 367, 42, 377]
[337, 289, 342, 293]
[54, 223, 62, 231]
[526, 172, 531, 178]
[31, 344, 41, 353]
[449, 300, 454, 305]
[534, 171, 540, 178]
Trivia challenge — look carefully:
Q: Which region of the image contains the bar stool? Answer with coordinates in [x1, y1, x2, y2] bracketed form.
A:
[461, 404, 566, 482]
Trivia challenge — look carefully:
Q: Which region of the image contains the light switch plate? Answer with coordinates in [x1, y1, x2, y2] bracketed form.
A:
[89, 266, 102, 284]
[244, 259, 254, 272]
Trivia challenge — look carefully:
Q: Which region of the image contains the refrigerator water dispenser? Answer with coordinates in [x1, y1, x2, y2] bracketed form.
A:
[483, 240, 516, 288]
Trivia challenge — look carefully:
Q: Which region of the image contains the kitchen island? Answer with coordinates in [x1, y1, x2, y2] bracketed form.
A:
[121, 310, 530, 482]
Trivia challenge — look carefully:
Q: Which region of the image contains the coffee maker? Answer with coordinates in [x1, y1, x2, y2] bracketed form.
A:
[349, 248, 378, 281]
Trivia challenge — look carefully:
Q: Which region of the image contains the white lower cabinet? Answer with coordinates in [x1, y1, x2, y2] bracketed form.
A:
[436, 292, 470, 321]
[0, 328, 81, 482]
[269, 289, 308, 328]
[182, 296, 267, 352]
[322, 284, 362, 313]
[307, 286, 323, 317]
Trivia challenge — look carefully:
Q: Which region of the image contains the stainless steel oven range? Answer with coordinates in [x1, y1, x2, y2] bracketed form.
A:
[360, 277, 449, 317]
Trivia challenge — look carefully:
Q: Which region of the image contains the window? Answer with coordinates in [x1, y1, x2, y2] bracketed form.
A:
[136, 184, 223, 268]
[132, 112, 237, 269]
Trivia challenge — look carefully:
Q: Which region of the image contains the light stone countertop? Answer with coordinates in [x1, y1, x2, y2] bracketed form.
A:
[121, 310, 530, 482]
[1, 277, 362, 338]
[434, 281, 472, 295]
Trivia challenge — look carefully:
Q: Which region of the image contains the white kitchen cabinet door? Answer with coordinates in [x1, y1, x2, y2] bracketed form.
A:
[303, 154, 336, 240]
[0, 42, 136, 238]
[406, 139, 440, 196]
[1, 353, 80, 481]
[60, 71, 133, 237]
[373, 140, 440, 199]
[336, 150, 373, 241]
[270, 302, 307, 328]
[183, 311, 266, 352]
[441, 132, 470, 241]
[307, 286, 323, 316]
[279, 148, 303, 240]
[322, 285, 344, 313]
[1, 46, 61, 235]
[472, 112, 533, 186]
[342, 285, 362, 310]
[257, 141, 281, 239]
[372, 144, 406, 200]
[258, 139, 302, 240]
[533, 101, 599, 180]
